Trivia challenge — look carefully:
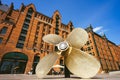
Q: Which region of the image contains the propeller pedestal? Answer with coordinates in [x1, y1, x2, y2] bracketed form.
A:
[64, 65, 70, 78]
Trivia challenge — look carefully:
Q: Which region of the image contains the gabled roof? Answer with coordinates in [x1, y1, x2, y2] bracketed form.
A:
[26, 3, 36, 12]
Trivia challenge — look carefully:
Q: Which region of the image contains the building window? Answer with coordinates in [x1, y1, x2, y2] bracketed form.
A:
[28, 8, 33, 15]
[91, 46, 93, 49]
[55, 29, 59, 35]
[33, 42, 37, 48]
[16, 43, 24, 48]
[33, 22, 40, 48]
[87, 47, 91, 51]
[89, 53, 92, 55]
[23, 24, 29, 29]
[41, 50, 43, 53]
[89, 52, 95, 56]
[0, 37, 3, 43]
[26, 14, 32, 19]
[36, 22, 40, 30]
[16, 8, 33, 48]
[19, 36, 26, 41]
[90, 40, 92, 43]
[0, 27, 8, 34]
[55, 15, 59, 34]
[86, 41, 90, 45]
[21, 29, 27, 34]
[47, 45, 49, 50]
[25, 19, 30, 23]
[40, 44, 43, 48]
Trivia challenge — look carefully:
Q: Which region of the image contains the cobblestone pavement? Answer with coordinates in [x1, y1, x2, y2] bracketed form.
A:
[0, 73, 120, 80]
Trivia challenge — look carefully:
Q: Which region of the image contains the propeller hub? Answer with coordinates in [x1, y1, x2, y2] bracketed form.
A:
[58, 41, 69, 51]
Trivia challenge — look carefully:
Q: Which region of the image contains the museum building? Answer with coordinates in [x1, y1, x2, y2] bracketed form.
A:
[84, 26, 120, 73]
[0, 2, 120, 74]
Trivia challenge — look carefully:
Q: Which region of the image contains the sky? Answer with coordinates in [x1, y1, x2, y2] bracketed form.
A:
[2, 0, 120, 45]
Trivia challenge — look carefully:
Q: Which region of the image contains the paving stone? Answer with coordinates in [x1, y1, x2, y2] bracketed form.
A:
[0, 74, 120, 80]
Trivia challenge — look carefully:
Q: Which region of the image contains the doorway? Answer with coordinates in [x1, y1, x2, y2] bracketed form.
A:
[0, 52, 28, 74]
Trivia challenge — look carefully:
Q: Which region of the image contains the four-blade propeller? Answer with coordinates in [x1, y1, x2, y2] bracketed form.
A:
[36, 28, 100, 78]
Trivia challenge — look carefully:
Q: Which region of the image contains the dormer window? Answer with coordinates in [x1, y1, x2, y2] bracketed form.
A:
[0, 27, 8, 34]
[0, 37, 3, 43]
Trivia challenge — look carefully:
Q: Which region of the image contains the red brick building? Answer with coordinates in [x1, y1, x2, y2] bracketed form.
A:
[0, 2, 73, 74]
[84, 26, 120, 72]
[0, 2, 120, 74]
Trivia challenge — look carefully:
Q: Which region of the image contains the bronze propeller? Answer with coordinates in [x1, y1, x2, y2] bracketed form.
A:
[36, 28, 100, 78]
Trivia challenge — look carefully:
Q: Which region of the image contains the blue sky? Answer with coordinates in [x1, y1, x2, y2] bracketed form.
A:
[2, 0, 120, 45]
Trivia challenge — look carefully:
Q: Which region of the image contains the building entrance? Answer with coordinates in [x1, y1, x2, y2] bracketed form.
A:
[32, 55, 40, 74]
[0, 52, 28, 74]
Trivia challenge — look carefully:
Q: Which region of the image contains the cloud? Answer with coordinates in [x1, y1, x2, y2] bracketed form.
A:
[99, 29, 108, 35]
[93, 26, 103, 32]
[93, 26, 109, 36]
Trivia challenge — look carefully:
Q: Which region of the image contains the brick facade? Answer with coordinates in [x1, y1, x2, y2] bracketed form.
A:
[84, 26, 120, 72]
[0, 3, 73, 74]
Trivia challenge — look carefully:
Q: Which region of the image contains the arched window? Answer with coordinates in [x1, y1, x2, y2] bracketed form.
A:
[0, 52, 28, 74]
[32, 55, 40, 74]
[0, 37, 3, 43]
[28, 8, 33, 15]
[16, 8, 33, 49]
[55, 15, 60, 34]
[0, 27, 8, 34]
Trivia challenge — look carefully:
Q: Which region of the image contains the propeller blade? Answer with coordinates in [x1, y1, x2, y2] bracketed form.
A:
[66, 28, 88, 49]
[36, 52, 59, 78]
[65, 47, 100, 78]
[43, 34, 63, 45]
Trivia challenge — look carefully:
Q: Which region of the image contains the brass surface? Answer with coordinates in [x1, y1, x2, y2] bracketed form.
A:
[36, 28, 100, 79]
[36, 52, 59, 78]
[65, 47, 100, 78]
[66, 28, 88, 49]
[43, 34, 63, 45]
